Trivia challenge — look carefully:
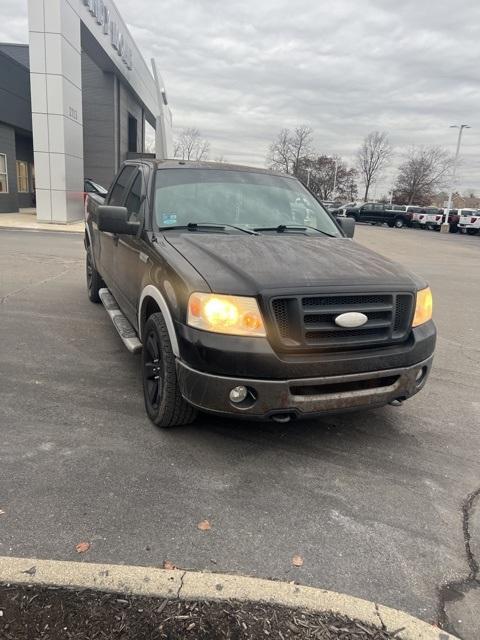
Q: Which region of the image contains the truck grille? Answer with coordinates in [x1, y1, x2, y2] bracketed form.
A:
[270, 293, 414, 351]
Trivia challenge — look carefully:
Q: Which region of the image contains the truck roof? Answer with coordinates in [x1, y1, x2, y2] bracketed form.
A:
[124, 158, 295, 179]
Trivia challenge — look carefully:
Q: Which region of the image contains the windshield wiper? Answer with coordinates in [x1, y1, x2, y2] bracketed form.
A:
[160, 222, 258, 235]
[253, 224, 336, 238]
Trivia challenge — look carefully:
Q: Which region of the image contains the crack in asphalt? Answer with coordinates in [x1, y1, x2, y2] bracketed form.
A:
[0, 266, 77, 304]
[437, 486, 480, 637]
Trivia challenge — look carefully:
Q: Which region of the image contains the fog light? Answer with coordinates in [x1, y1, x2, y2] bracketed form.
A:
[229, 385, 248, 403]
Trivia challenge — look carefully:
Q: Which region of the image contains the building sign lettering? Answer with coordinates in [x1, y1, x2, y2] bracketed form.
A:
[82, 0, 133, 70]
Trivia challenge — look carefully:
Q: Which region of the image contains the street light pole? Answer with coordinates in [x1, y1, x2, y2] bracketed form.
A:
[442, 124, 470, 232]
[332, 157, 338, 198]
[306, 168, 312, 188]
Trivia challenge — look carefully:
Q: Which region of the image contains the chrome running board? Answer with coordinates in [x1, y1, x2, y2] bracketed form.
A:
[99, 288, 142, 354]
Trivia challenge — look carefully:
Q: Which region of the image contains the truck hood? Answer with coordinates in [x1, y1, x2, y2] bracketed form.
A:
[164, 233, 424, 295]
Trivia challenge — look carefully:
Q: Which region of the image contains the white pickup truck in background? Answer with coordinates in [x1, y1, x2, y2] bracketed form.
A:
[417, 208, 460, 233]
[458, 209, 480, 235]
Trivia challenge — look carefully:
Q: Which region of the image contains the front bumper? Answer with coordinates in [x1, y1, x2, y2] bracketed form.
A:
[176, 356, 433, 421]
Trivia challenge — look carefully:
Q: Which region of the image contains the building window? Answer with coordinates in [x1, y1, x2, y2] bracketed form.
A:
[0, 153, 8, 193]
[128, 114, 138, 152]
[16, 160, 29, 193]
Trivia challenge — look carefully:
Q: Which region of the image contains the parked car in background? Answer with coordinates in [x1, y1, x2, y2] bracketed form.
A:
[404, 205, 425, 225]
[418, 207, 445, 231]
[321, 200, 336, 210]
[341, 202, 411, 228]
[330, 202, 358, 216]
[458, 209, 480, 235]
[419, 208, 459, 233]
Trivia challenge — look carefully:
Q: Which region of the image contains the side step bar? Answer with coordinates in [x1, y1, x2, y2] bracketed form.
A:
[99, 288, 142, 354]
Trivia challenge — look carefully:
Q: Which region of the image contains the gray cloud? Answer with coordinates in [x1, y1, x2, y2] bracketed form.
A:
[2, 0, 479, 192]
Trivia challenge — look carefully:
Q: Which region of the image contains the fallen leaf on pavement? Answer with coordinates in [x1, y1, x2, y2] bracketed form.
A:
[162, 560, 176, 570]
[292, 554, 304, 567]
[197, 519, 212, 531]
[75, 541, 91, 553]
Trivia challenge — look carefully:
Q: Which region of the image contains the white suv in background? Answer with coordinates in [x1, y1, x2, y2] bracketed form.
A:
[458, 209, 480, 235]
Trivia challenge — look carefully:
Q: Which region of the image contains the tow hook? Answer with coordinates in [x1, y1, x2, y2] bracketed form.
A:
[389, 399, 403, 407]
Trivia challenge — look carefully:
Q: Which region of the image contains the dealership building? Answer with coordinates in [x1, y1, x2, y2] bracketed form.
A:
[0, 0, 172, 222]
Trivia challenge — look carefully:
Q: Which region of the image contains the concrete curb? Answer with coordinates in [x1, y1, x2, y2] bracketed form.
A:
[0, 224, 83, 234]
[0, 556, 456, 639]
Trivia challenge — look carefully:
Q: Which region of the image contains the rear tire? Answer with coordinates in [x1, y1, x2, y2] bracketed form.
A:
[394, 217, 405, 228]
[467, 228, 479, 235]
[86, 246, 103, 303]
[142, 312, 197, 428]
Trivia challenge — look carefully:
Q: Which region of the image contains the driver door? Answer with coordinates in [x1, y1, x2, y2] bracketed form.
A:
[113, 168, 148, 327]
[97, 165, 136, 291]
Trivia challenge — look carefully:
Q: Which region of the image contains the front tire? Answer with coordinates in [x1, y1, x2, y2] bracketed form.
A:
[86, 246, 103, 303]
[142, 312, 197, 428]
[467, 228, 479, 235]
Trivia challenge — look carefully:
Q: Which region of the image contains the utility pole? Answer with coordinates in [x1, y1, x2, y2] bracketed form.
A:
[442, 124, 470, 232]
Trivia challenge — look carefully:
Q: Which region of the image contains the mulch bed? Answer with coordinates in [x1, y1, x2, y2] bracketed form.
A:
[0, 583, 405, 639]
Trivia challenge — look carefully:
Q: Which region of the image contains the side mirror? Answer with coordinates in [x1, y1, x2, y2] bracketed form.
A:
[338, 216, 355, 238]
[97, 205, 139, 236]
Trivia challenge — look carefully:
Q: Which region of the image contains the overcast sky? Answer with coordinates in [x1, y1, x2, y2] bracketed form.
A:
[2, 0, 480, 194]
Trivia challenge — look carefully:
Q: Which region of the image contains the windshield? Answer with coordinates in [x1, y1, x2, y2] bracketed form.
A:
[154, 169, 341, 236]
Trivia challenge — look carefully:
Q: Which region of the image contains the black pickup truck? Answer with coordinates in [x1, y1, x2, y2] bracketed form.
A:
[339, 202, 412, 228]
[85, 160, 435, 427]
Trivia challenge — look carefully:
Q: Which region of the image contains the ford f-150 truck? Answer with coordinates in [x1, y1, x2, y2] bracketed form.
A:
[339, 202, 413, 228]
[85, 160, 436, 428]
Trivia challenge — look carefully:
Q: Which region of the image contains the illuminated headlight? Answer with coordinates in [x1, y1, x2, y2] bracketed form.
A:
[412, 287, 433, 327]
[187, 293, 266, 337]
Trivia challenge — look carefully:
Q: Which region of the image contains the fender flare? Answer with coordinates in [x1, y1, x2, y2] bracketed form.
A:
[138, 284, 180, 357]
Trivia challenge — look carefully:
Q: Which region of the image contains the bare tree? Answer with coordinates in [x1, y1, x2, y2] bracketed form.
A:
[267, 125, 313, 175]
[394, 146, 454, 204]
[174, 127, 210, 161]
[290, 126, 313, 175]
[267, 128, 293, 174]
[356, 131, 392, 201]
[297, 155, 358, 201]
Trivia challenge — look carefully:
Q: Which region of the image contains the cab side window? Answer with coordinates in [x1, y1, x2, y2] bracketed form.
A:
[109, 166, 136, 206]
[124, 171, 144, 222]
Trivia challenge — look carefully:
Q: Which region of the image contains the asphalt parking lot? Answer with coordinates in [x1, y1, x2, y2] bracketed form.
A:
[1, 225, 479, 638]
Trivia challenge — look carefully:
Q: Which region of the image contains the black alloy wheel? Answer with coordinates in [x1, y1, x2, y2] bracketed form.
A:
[141, 312, 197, 428]
[143, 329, 164, 412]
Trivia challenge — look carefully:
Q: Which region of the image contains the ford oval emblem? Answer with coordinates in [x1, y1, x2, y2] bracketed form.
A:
[334, 312, 368, 328]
